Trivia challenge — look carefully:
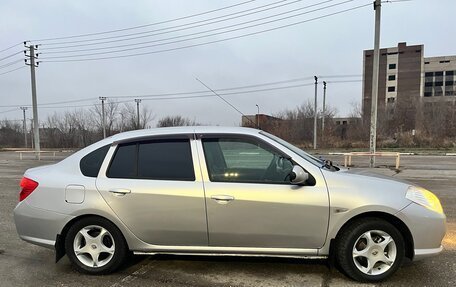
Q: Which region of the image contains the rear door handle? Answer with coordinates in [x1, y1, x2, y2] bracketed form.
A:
[109, 188, 131, 195]
[211, 195, 235, 204]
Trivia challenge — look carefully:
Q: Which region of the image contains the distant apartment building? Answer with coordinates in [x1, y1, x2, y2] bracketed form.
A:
[362, 42, 456, 131]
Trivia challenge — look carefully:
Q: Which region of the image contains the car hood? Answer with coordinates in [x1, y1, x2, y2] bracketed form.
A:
[340, 168, 414, 186]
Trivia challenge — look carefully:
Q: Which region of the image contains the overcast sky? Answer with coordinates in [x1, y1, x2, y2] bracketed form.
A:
[0, 0, 455, 126]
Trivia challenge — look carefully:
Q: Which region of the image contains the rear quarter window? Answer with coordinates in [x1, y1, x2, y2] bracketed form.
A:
[79, 145, 110, 177]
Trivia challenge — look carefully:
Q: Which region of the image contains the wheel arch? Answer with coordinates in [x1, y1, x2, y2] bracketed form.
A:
[332, 211, 414, 260]
[55, 214, 129, 262]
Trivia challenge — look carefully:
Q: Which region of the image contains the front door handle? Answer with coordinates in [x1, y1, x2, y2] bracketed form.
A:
[211, 195, 235, 204]
[109, 188, 131, 195]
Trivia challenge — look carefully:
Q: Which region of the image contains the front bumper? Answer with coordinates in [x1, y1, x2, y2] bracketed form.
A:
[13, 201, 74, 249]
[396, 202, 446, 261]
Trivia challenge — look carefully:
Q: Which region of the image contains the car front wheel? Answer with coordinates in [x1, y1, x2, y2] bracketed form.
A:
[65, 216, 128, 274]
[336, 218, 405, 282]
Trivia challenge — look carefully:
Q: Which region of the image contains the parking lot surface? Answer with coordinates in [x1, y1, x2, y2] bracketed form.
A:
[0, 151, 455, 287]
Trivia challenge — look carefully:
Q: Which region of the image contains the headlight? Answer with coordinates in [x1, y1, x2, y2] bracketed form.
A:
[406, 186, 444, 214]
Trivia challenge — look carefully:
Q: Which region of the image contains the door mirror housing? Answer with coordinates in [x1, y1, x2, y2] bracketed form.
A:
[290, 165, 309, 185]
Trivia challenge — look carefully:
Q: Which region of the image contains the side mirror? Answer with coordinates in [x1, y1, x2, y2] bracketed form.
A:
[290, 165, 309, 185]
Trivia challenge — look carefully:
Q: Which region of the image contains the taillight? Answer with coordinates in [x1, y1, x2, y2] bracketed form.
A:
[19, 177, 39, 202]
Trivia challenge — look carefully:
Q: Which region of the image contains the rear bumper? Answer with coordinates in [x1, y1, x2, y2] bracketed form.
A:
[13, 201, 73, 249]
[414, 246, 444, 261]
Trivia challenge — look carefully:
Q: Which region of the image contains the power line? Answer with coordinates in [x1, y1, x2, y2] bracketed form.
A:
[39, 0, 350, 58]
[40, 3, 371, 62]
[0, 59, 24, 69]
[38, 0, 310, 48]
[0, 65, 26, 77]
[0, 50, 24, 62]
[0, 42, 23, 54]
[2, 78, 364, 111]
[30, 0, 256, 42]
[39, 0, 337, 57]
[0, 74, 361, 108]
[0, 108, 19, 115]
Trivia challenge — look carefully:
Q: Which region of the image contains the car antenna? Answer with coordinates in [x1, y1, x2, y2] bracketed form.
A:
[196, 77, 258, 128]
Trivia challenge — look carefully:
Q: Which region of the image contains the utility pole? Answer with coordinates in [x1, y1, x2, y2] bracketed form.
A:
[99, 97, 107, 138]
[30, 119, 34, 149]
[25, 44, 40, 156]
[255, 104, 260, 129]
[369, 0, 382, 167]
[313, 76, 318, 150]
[135, 99, 141, 129]
[322, 81, 327, 139]
[20, 107, 28, 148]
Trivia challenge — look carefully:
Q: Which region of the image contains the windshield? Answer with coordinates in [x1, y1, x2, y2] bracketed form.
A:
[260, 131, 323, 167]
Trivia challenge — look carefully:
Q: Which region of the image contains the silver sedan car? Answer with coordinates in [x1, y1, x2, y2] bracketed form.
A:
[14, 126, 446, 282]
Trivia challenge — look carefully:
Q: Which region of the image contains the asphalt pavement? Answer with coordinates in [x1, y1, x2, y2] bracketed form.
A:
[0, 151, 454, 287]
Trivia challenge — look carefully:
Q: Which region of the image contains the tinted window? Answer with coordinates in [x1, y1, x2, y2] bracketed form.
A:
[107, 139, 195, 181]
[388, 75, 396, 81]
[107, 143, 137, 178]
[80, 145, 110, 177]
[388, 63, 396, 69]
[202, 138, 293, 184]
[138, 140, 194, 181]
[388, 86, 396, 92]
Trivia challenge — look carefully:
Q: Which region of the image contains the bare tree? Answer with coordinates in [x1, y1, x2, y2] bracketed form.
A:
[118, 103, 154, 131]
[91, 100, 119, 137]
[0, 119, 22, 147]
[157, 115, 199, 127]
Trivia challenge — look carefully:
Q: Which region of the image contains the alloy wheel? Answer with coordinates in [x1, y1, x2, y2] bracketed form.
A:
[73, 225, 115, 268]
[352, 230, 397, 276]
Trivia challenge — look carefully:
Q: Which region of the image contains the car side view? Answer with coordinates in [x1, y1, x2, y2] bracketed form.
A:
[14, 126, 446, 282]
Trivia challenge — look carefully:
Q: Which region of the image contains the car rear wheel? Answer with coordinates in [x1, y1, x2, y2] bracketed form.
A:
[336, 218, 405, 282]
[65, 216, 127, 274]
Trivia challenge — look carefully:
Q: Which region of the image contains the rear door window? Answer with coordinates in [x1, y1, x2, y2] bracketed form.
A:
[107, 139, 195, 181]
[138, 140, 195, 181]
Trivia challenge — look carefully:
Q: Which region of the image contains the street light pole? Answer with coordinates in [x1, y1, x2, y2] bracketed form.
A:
[135, 99, 141, 129]
[313, 76, 318, 150]
[369, 0, 382, 167]
[255, 104, 260, 129]
[20, 107, 28, 148]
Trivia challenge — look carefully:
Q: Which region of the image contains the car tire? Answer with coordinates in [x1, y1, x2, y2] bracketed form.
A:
[65, 216, 128, 274]
[336, 217, 405, 282]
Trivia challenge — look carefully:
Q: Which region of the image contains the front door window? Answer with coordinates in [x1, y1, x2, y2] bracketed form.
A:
[202, 138, 293, 184]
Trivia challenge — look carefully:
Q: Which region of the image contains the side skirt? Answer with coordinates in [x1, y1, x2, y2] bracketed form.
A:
[132, 246, 326, 259]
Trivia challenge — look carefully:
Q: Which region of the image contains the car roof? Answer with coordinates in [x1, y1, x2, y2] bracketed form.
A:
[110, 126, 260, 142]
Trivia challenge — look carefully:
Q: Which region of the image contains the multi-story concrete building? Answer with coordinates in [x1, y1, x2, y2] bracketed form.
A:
[362, 42, 456, 131]
[423, 55, 456, 99]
